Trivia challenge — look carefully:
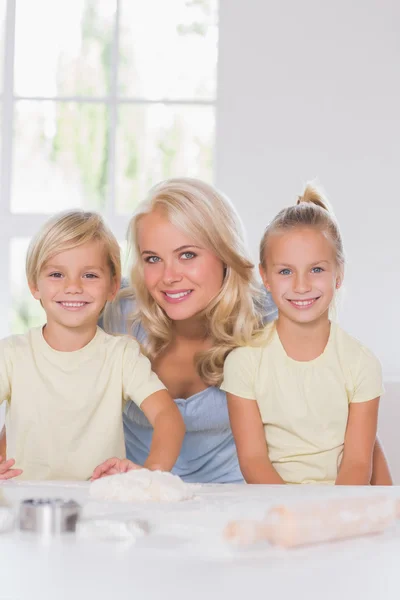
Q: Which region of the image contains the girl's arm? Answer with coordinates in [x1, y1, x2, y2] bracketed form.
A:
[227, 393, 285, 484]
[336, 398, 379, 485]
[0, 426, 6, 459]
[371, 437, 392, 485]
[140, 390, 185, 471]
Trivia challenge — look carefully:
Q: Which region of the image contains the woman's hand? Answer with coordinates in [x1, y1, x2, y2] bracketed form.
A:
[0, 456, 23, 480]
[90, 457, 142, 481]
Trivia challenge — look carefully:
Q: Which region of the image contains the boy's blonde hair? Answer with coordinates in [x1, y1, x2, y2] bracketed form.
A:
[259, 183, 345, 272]
[105, 177, 264, 387]
[26, 210, 121, 286]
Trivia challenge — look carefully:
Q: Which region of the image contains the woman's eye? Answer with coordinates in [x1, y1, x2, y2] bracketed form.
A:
[279, 268, 291, 276]
[180, 252, 196, 260]
[146, 256, 161, 264]
[312, 267, 324, 273]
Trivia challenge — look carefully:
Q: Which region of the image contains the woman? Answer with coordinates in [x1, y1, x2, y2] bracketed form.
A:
[94, 177, 392, 485]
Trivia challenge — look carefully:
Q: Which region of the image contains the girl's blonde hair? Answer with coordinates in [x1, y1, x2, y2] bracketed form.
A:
[26, 209, 121, 286]
[259, 183, 345, 272]
[105, 177, 263, 386]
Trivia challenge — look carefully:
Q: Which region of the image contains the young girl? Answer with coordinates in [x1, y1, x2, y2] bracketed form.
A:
[0, 210, 184, 481]
[221, 185, 386, 485]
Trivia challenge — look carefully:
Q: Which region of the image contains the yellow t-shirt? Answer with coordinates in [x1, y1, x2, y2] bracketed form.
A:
[221, 323, 383, 484]
[0, 326, 165, 480]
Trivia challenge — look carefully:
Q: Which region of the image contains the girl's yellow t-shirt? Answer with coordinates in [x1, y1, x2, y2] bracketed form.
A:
[221, 323, 383, 484]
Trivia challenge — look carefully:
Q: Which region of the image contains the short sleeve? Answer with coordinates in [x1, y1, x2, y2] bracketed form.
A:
[0, 337, 13, 405]
[122, 338, 166, 407]
[350, 346, 384, 403]
[220, 346, 258, 400]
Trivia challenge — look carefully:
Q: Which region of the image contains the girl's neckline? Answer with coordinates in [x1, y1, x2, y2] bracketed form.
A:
[275, 321, 334, 365]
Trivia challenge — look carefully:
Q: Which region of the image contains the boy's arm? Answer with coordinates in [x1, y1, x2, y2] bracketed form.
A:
[0, 456, 22, 480]
[0, 341, 20, 479]
[227, 393, 285, 484]
[336, 398, 379, 485]
[121, 340, 185, 471]
[140, 390, 185, 471]
[92, 390, 185, 480]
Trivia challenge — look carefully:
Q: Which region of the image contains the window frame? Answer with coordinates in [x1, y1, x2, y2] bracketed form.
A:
[0, 0, 217, 337]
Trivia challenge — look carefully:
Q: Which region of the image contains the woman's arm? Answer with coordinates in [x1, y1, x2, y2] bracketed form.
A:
[336, 398, 379, 485]
[371, 437, 392, 485]
[140, 390, 185, 471]
[227, 393, 285, 484]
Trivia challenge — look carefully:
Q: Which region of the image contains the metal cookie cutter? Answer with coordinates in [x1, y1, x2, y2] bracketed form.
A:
[19, 498, 81, 535]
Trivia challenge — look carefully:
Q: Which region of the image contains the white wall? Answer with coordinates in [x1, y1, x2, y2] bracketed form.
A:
[216, 0, 400, 480]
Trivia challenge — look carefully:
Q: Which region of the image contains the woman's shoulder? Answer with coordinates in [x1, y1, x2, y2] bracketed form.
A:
[258, 286, 278, 324]
[223, 340, 268, 379]
[101, 280, 147, 342]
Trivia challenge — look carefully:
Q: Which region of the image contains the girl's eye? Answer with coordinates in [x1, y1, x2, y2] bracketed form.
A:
[49, 272, 63, 278]
[180, 251, 196, 260]
[145, 256, 161, 264]
[83, 273, 98, 279]
[312, 267, 324, 273]
[279, 268, 291, 276]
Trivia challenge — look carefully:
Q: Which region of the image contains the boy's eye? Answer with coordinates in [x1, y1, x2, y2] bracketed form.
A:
[145, 256, 161, 264]
[49, 272, 63, 278]
[279, 268, 291, 276]
[311, 267, 324, 273]
[180, 251, 196, 260]
[83, 273, 98, 279]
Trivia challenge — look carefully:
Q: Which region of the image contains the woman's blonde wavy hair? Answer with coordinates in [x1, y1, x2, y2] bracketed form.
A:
[105, 177, 264, 386]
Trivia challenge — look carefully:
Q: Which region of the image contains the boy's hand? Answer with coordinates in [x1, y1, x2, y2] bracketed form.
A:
[0, 456, 23, 480]
[90, 457, 142, 481]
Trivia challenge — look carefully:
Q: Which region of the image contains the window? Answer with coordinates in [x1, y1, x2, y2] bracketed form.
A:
[0, 0, 218, 336]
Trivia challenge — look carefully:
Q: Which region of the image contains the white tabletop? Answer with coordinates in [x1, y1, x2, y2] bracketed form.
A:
[1, 481, 400, 600]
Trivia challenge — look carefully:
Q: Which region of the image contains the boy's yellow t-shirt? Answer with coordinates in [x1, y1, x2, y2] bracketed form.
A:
[221, 323, 383, 484]
[0, 326, 165, 480]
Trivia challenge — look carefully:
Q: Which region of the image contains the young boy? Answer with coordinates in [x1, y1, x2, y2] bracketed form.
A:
[0, 210, 185, 481]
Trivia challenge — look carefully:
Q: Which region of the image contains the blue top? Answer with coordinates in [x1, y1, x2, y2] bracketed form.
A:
[105, 290, 277, 483]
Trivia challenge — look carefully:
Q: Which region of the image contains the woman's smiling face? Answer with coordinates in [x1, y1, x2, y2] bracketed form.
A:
[138, 210, 225, 322]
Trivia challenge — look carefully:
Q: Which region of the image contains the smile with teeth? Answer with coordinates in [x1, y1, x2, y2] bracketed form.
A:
[163, 290, 192, 300]
[58, 301, 88, 308]
[288, 298, 319, 308]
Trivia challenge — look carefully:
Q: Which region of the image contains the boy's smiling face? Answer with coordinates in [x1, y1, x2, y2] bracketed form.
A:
[29, 240, 118, 332]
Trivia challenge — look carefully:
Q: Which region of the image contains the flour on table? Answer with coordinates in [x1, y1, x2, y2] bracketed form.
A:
[0, 507, 14, 533]
[77, 518, 148, 541]
[90, 469, 194, 502]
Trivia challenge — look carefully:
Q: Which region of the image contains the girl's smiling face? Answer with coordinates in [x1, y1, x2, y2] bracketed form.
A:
[260, 227, 341, 325]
